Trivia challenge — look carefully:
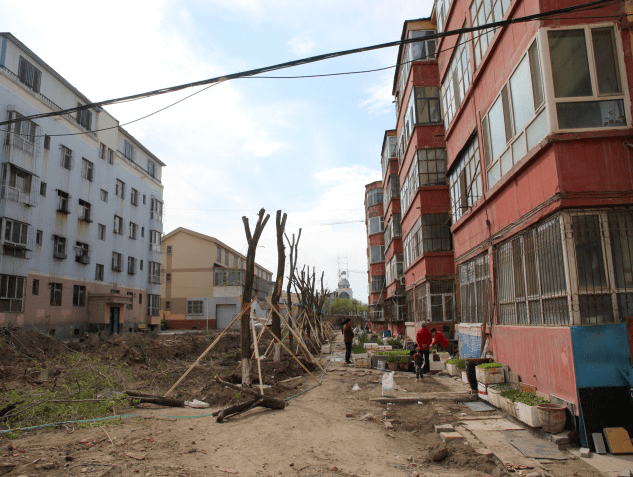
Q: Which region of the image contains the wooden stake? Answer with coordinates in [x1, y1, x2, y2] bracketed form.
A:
[250, 318, 265, 395]
[252, 315, 319, 384]
[163, 300, 255, 397]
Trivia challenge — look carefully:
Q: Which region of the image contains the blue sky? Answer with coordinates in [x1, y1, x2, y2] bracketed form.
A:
[2, 0, 434, 300]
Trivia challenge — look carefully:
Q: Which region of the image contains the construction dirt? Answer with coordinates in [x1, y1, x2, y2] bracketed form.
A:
[0, 330, 607, 476]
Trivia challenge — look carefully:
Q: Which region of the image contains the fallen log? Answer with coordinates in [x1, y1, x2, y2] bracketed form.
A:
[125, 391, 185, 407]
[213, 376, 285, 422]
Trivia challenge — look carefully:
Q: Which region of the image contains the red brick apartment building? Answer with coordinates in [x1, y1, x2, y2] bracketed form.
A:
[433, 0, 633, 446]
[365, 0, 633, 444]
[365, 181, 386, 328]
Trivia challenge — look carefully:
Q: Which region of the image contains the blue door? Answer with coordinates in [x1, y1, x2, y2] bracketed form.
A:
[110, 306, 120, 334]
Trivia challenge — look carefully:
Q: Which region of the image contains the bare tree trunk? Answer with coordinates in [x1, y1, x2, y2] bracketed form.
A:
[284, 229, 301, 351]
[241, 208, 270, 387]
[271, 210, 287, 363]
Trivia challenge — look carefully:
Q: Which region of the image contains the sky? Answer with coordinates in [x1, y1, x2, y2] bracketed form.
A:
[2, 0, 434, 300]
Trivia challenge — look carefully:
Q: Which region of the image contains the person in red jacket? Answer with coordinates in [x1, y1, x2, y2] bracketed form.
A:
[416, 322, 432, 374]
[430, 328, 448, 350]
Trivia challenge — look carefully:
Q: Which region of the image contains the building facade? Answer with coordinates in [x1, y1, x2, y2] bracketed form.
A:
[434, 0, 633, 442]
[160, 227, 273, 330]
[0, 33, 164, 339]
[365, 180, 386, 329]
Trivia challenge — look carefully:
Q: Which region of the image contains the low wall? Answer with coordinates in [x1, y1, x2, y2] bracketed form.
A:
[165, 319, 217, 331]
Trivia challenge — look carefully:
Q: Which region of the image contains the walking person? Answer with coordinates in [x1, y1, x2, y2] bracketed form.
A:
[416, 321, 432, 375]
[342, 318, 354, 364]
[410, 349, 425, 381]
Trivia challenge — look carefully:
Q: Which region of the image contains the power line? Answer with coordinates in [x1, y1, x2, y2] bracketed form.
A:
[0, 0, 618, 128]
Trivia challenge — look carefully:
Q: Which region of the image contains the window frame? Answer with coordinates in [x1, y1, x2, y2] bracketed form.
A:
[72, 285, 86, 306]
[81, 158, 94, 182]
[187, 300, 204, 315]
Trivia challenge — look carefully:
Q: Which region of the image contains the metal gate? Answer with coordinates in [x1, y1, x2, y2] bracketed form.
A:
[216, 304, 238, 330]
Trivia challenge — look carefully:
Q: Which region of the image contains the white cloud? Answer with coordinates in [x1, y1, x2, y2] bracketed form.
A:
[288, 34, 315, 55]
[359, 74, 394, 117]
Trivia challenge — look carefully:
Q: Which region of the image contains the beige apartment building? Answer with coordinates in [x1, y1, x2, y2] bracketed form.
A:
[160, 228, 273, 329]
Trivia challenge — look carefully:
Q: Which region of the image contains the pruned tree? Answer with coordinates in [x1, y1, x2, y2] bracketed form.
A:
[270, 210, 287, 362]
[284, 229, 301, 350]
[241, 208, 270, 386]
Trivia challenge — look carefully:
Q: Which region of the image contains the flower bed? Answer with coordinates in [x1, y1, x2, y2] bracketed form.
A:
[500, 390, 550, 427]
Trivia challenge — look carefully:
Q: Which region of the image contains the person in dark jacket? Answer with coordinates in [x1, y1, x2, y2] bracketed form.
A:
[342, 318, 354, 364]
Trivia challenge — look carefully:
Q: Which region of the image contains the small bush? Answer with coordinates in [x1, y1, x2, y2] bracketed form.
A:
[352, 345, 366, 354]
[478, 362, 503, 369]
[386, 338, 401, 346]
[501, 390, 549, 406]
[446, 358, 466, 369]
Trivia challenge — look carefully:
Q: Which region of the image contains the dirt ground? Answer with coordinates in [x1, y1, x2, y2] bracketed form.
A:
[0, 330, 607, 477]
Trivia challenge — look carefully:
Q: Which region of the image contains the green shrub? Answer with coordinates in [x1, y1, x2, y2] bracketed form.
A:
[387, 354, 400, 363]
[386, 338, 401, 346]
[478, 362, 503, 369]
[358, 333, 369, 344]
[374, 350, 410, 357]
[447, 358, 466, 369]
[501, 390, 549, 406]
[352, 345, 366, 354]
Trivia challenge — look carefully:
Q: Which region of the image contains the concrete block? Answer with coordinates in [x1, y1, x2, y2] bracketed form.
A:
[617, 470, 632, 477]
[579, 447, 591, 457]
[508, 371, 520, 384]
[440, 432, 464, 442]
[550, 432, 570, 446]
[592, 432, 607, 454]
[434, 424, 454, 433]
[604, 428, 633, 454]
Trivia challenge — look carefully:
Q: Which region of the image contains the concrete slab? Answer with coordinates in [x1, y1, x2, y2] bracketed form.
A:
[605, 428, 633, 454]
[464, 401, 496, 412]
[435, 424, 454, 433]
[463, 418, 525, 431]
[470, 429, 540, 469]
[593, 432, 607, 454]
[440, 432, 464, 442]
[504, 430, 569, 460]
[580, 447, 591, 457]
[570, 448, 633, 477]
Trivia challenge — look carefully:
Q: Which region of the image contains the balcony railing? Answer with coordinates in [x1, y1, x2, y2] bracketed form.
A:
[53, 249, 67, 260]
[0, 185, 34, 206]
[148, 274, 161, 284]
[75, 252, 90, 264]
[151, 211, 162, 222]
[4, 132, 35, 156]
[149, 243, 161, 253]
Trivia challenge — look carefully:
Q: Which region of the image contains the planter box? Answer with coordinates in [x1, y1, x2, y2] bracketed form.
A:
[438, 352, 450, 361]
[498, 395, 518, 418]
[354, 357, 370, 368]
[446, 363, 459, 377]
[515, 401, 541, 427]
[364, 343, 379, 350]
[371, 355, 388, 369]
[377, 345, 393, 351]
[477, 382, 489, 401]
[461, 371, 469, 384]
[352, 352, 368, 359]
[430, 361, 446, 372]
[488, 387, 503, 408]
[475, 366, 505, 385]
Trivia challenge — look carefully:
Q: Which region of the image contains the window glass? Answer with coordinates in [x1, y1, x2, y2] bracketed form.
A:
[528, 41, 544, 108]
[592, 27, 621, 95]
[548, 30, 592, 98]
[556, 99, 625, 129]
[488, 96, 506, 159]
[510, 56, 535, 132]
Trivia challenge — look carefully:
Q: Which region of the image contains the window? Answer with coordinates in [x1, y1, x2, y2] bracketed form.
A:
[50, 282, 62, 306]
[547, 26, 626, 130]
[44, 135, 50, 150]
[148, 261, 161, 283]
[435, 0, 453, 33]
[100, 189, 108, 202]
[366, 188, 383, 207]
[141, 227, 144, 238]
[422, 214, 452, 253]
[36, 230, 42, 246]
[403, 218, 422, 269]
[216, 247, 223, 262]
[404, 87, 441, 135]
[114, 215, 123, 235]
[115, 179, 125, 199]
[166, 273, 171, 282]
[368, 216, 384, 235]
[397, 30, 436, 100]
[40, 182, 46, 197]
[126, 292, 134, 310]
[167, 245, 172, 254]
[53, 235, 66, 259]
[75, 103, 92, 131]
[234, 255, 238, 268]
[471, 0, 512, 68]
[60, 145, 73, 170]
[416, 281, 455, 322]
[165, 300, 171, 310]
[32, 279, 39, 295]
[81, 158, 94, 181]
[495, 216, 569, 326]
[99, 143, 106, 160]
[112, 252, 122, 271]
[124, 140, 134, 161]
[225, 250, 229, 266]
[386, 254, 404, 285]
[98, 224, 106, 241]
[6, 111, 37, 155]
[458, 253, 491, 323]
[188, 300, 203, 315]
[107, 148, 114, 165]
[148, 294, 160, 316]
[382, 135, 397, 179]
[78, 199, 91, 222]
[371, 275, 385, 293]
[72, 285, 86, 306]
[150, 198, 163, 222]
[214, 269, 244, 286]
[131, 188, 139, 206]
[57, 190, 70, 214]
[2, 164, 33, 204]
[449, 134, 482, 222]
[482, 39, 547, 188]
[400, 148, 448, 214]
[385, 214, 402, 246]
[75, 242, 90, 264]
[139, 293, 142, 305]
[150, 230, 161, 252]
[441, 34, 473, 128]
[0, 275, 25, 312]
[18, 56, 41, 92]
[370, 245, 385, 264]
[384, 174, 400, 205]
[140, 260, 143, 271]
[147, 160, 156, 178]
[143, 194, 146, 205]
[128, 256, 136, 275]
[129, 222, 138, 240]
[95, 263, 104, 281]
[4, 219, 29, 246]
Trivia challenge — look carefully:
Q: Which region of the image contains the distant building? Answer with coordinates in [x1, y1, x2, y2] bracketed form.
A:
[160, 227, 273, 329]
[335, 271, 353, 299]
[0, 33, 164, 339]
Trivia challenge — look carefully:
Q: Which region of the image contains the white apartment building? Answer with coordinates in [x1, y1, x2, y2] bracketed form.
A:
[0, 33, 165, 339]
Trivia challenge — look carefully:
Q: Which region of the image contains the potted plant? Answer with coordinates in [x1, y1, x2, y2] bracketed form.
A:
[446, 358, 460, 376]
[501, 389, 549, 426]
[476, 362, 505, 385]
[398, 354, 410, 371]
[352, 344, 368, 359]
[387, 354, 399, 371]
[488, 383, 514, 408]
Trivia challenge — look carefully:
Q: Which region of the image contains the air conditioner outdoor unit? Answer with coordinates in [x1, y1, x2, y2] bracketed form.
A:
[399, 277, 406, 285]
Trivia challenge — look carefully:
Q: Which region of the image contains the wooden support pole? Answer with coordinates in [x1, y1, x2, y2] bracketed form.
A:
[250, 318, 265, 395]
[252, 315, 320, 384]
[163, 300, 255, 397]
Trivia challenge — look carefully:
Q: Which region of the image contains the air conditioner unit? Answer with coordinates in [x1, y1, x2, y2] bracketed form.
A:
[399, 277, 406, 286]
